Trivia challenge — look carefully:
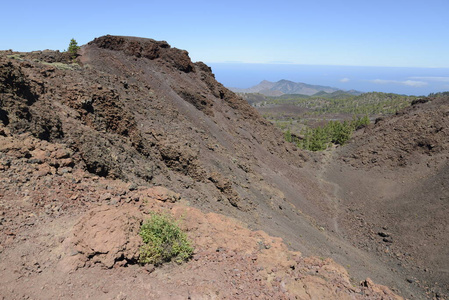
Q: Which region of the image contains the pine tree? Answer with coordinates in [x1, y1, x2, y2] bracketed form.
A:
[284, 128, 292, 143]
[67, 38, 80, 59]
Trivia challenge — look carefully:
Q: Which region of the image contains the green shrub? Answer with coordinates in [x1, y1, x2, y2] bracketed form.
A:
[139, 212, 193, 265]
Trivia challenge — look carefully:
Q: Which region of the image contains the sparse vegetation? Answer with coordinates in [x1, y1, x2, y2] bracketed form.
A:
[251, 90, 413, 151]
[40, 61, 80, 70]
[285, 115, 370, 151]
[7, 54, 25, 60]
[139, 212, 193, 265]
[429, 91, 449, 98]
[250, 92, 416, 115]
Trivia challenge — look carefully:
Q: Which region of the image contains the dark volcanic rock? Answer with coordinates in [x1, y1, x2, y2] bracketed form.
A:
[378, 232, 390, 238]
[1, 35, 307, 218]
[326, 95, 449, 299]
[89, 35, 194, 72]
[341, 96, 449, 169]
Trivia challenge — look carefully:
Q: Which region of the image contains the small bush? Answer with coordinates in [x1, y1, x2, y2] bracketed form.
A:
[139, 212, 193, 265]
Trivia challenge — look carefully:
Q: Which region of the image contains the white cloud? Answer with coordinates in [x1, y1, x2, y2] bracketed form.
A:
[409, 76, 449, 82]
[370, 79, 392, 84]
[267, 61, 294, 64]
[340, 78, 350, 83]
[402, 80, 428, 87]
[369, 79, 427, 87]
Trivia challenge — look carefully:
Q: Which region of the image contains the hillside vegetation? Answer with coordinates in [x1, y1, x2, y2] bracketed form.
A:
[230, 79, 342, 96]
[285, 115, 370, 151]
[251, 91, 417, 115]
[242, 91, 418, 151]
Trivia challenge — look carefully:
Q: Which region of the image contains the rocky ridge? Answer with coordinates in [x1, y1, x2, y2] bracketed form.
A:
[341, 98, 449, 169]
[317, 96, 449, 299]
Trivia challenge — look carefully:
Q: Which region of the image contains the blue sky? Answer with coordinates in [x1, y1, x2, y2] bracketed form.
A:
[1, 0, 448, 93]
[2, 0, 448, 67]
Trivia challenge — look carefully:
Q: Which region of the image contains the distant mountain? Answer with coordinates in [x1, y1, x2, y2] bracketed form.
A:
[313, 89, 363, 98]
[229, 79, 358, 96]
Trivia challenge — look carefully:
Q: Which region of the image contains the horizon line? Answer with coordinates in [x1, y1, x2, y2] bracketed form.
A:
[203, 61, 449, 69]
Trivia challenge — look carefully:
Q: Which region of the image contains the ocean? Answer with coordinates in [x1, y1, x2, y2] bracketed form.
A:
[208, 63, 449, 96]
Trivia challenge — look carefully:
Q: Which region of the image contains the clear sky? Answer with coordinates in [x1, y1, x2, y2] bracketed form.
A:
[1, 0, 448, 68]
[1, 0, 448, 95]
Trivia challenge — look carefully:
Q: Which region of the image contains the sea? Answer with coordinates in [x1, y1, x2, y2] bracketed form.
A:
[208, 63, 449, 96]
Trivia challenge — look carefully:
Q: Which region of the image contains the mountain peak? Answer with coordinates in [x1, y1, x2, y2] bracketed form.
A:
[229, 79, 340, 96]
[85, 35, 195, 73]
[277, 79, 294, 84]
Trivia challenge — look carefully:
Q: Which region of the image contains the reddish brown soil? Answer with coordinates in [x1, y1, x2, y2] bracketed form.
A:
[0, 35, 446, 299]
[0, 132, 400, 299]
